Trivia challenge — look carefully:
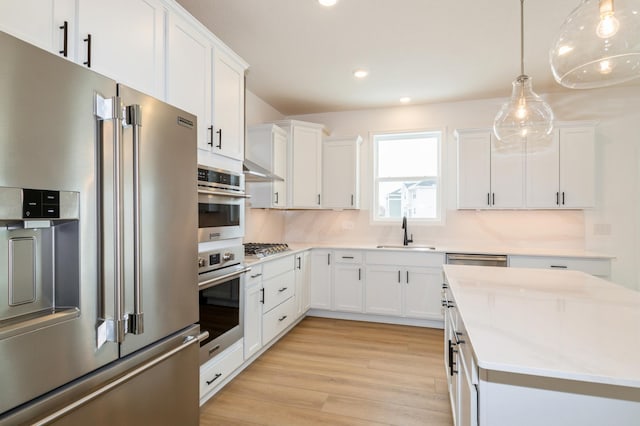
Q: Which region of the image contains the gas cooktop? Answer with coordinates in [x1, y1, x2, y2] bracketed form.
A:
[244, 242, 290, 258]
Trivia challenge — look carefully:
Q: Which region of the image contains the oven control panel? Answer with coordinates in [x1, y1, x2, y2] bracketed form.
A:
[198, 245, 243, 274]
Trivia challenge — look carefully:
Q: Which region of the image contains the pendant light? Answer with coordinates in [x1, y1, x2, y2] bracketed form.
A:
[493, 0, 554, 143]
[550, 0, 640, 89]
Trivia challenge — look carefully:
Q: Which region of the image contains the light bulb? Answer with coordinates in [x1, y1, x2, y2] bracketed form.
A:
[596, 13, 620, 38]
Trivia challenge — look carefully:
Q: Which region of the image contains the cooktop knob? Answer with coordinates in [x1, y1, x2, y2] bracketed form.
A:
[198, 257, 206, 268]
[223, 252, 235, 261]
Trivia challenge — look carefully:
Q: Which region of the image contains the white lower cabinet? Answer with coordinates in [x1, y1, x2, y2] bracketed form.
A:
[259, 254, 298, 346]
[262, 269, 294, 313]
[404, 266, 444, 319]
[310, 249, 333, 309]
[365, 251, 445, 319]
[309, 249, 446, 321]
[244, 265, 264, 360]
[263, 296, 296, 343]
[364, 265, 403, 316]
[295, 251, 311, 317]
[333, 251, 364, 312]
[508, 255, 611, 278]
[200, 339, 244, 400]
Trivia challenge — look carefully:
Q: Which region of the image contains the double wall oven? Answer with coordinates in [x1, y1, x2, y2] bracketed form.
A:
[197, 165, 245, 243]
[197, 166, 250, 365]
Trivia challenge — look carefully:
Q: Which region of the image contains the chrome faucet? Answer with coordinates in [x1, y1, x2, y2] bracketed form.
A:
[402, 216, 413, 246]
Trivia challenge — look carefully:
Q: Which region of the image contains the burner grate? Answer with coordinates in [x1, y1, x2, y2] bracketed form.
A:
[244, 243, 290, 258]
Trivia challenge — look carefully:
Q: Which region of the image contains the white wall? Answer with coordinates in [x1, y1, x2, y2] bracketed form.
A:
[246, 86, 640, 289]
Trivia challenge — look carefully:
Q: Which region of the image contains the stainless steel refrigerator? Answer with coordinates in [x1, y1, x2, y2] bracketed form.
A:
[0, 31, 202, 424]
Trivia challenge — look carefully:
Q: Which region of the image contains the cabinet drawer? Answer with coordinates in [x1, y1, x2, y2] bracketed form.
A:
[456, 317, 477, 385]
[334, 250, 363, 264]
[366, 250, 444, 267]
[262, 295, 296, 344]
[263, 270, 295, 312]
[509, 255, 611, 277]
[246, 264, 263, 288]
[199, 341, 244, 397]
[262, 255, 294, 280]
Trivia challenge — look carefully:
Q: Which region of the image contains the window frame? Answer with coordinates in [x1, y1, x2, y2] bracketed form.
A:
[371, 129, 443, 225]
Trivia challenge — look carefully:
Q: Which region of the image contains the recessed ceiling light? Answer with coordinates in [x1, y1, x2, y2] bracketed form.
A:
[400, 97, 411, 104]
[318, 0, 337, 6]
[353, 69, 368, 79]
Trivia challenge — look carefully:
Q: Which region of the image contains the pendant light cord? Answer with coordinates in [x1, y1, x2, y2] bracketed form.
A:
[520, 0, 525, 76]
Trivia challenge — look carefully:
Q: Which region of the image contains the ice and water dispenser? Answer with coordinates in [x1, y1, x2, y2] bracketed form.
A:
[0, 186, 80, 335]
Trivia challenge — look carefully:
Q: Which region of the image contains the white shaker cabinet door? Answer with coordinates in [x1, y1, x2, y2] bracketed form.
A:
[77, 0, 165, 98]
[457, 130, 491, 209]
[490, 137, 525, 208]
[310, 250, 332, 310]
[559, 126, 595, 208]
[333, 264, 364, 312]
[291, 125, 323, 208]
[364, 265, 403, 316]
[244, 279, 263, 360]
[322, 136, 361, 209]
[0, 0, 75, 59]
[166, 13, 213, 151]
[526, 131, 560, 208]
[212, 49, 245, 161]
[404, 267, 443, 319]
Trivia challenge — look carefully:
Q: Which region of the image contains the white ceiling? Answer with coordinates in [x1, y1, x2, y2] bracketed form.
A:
[175, 0, 599, 116]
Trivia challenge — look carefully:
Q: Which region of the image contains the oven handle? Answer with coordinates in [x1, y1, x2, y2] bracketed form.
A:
[197, 188, 251, 198]
[198, 266, 252, 291]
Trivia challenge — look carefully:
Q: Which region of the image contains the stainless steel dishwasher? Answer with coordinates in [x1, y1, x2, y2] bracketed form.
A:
[445, 253, 508, 267]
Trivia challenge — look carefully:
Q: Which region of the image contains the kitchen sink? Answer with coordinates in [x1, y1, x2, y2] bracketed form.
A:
[376, 245, 437, 250]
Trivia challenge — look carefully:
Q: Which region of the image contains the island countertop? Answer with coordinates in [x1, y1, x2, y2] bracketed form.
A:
[443, 264, 640, 388]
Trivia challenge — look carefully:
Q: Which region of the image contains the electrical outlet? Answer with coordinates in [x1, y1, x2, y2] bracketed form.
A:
[342, 221, 354, 230]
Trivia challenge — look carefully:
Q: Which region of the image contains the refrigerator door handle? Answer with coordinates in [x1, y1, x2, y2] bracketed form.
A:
[95, 93, 126, 345]
[31, 333, 201, 426]
[126, 104, 144, 335]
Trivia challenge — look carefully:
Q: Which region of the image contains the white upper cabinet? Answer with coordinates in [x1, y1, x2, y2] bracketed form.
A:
[0, 0, 75, 58]
[1, 0, 166, 99]
[559, 125, 596, 208]
[457, 129, 524, 209]
[0, 0, 251, 155]
[322, 136, 362, 209]
[526, 124, 596, 209]
[166, 13, 212, 151]
[77, 0, 165, 97]
[525, 132, 560, 208]
[490, 136, 525, 208]
[166, 7, 247, 158]
[276, 120, 326, 209]
[246, 124, 288, 208]
[212, 49, 246, 161]
[457, 130, 491, 209]
[458, 123, 595, 210]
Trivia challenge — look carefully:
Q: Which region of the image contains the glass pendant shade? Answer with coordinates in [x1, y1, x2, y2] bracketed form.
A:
[493, 75, 555, 143]
[493, 0, 554, 144]
[550, 0, 640, 89]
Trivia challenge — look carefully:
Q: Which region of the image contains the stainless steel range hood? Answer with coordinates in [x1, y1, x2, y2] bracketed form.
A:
[243, 158, 284, 182]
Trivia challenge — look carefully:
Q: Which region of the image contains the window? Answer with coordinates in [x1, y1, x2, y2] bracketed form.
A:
[373, 131, 441, 222]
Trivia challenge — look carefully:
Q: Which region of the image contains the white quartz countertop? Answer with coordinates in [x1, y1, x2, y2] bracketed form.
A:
[443, 264, 640, 388]
[290, 242, 613, 259]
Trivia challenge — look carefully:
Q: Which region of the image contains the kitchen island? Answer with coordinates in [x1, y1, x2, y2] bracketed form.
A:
[442, 264, 640, 426]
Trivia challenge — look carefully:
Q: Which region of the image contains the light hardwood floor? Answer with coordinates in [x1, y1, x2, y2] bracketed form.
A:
[200, 317, 453, 426]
